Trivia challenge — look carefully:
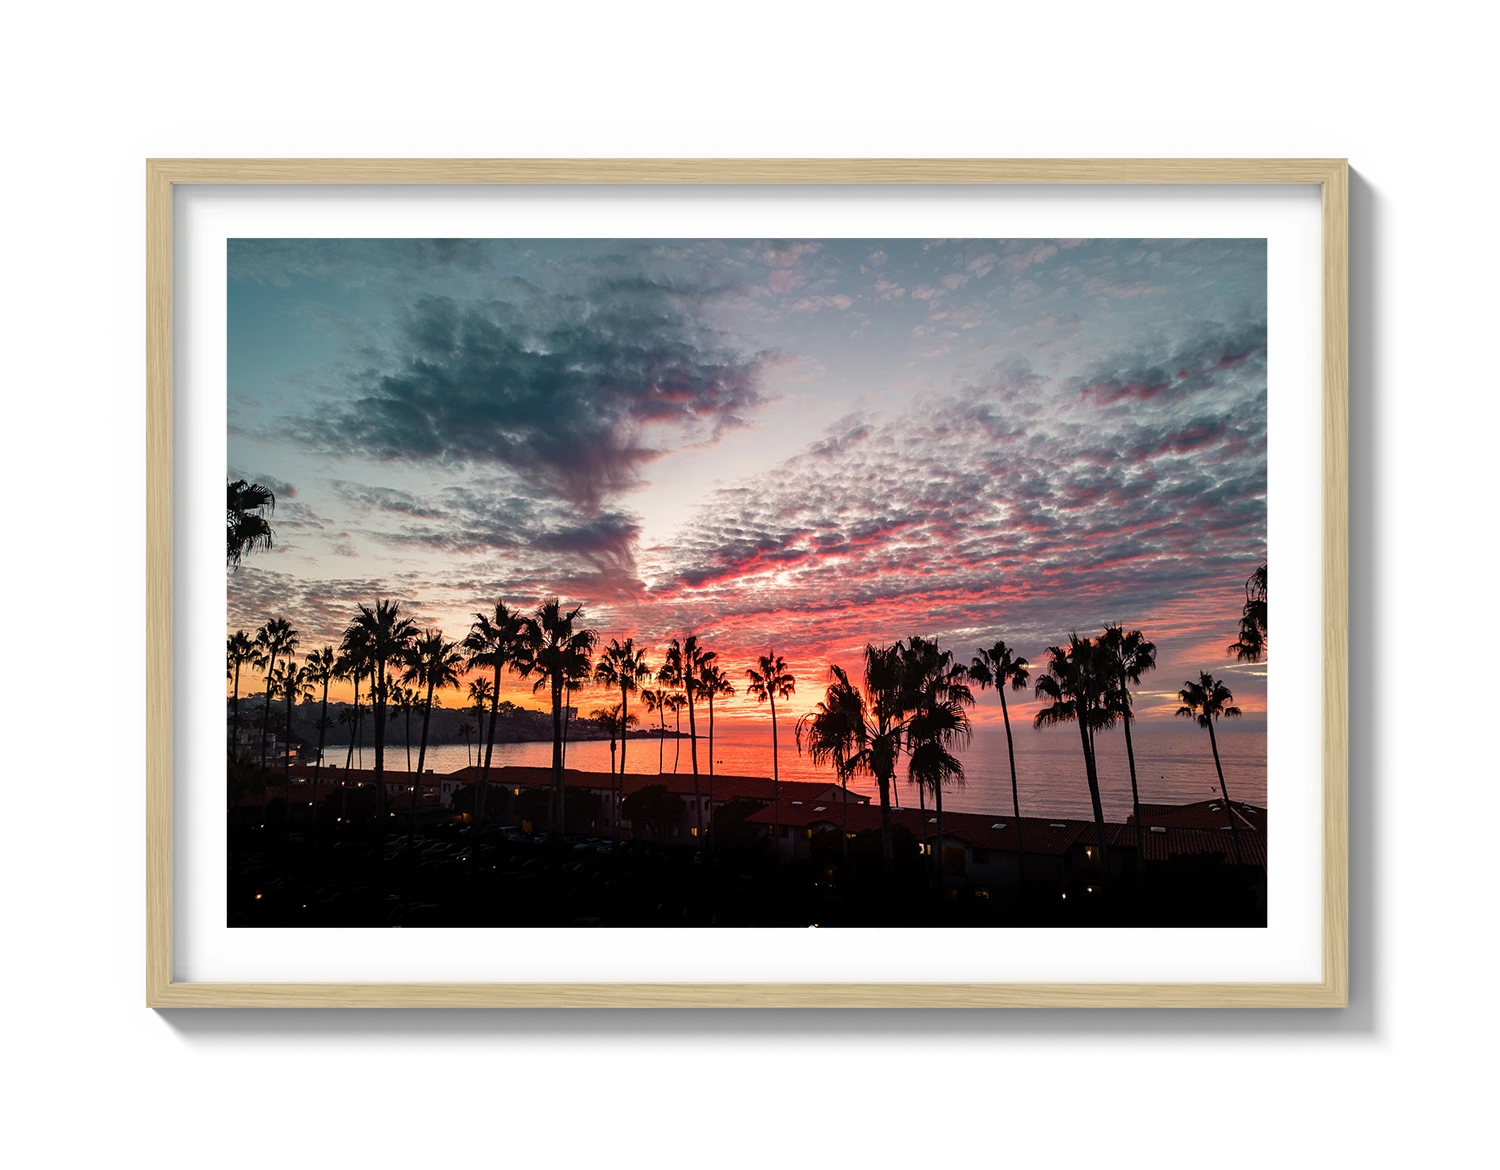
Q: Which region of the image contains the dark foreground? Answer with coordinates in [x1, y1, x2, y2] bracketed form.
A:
[229, 820, 1266, 928]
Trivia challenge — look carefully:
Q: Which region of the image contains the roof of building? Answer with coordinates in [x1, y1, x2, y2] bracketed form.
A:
[442, 766, 862, 806]
[1127, 799, 1266, 834]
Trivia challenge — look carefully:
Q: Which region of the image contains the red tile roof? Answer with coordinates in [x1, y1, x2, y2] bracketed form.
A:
[1109, 822, 1267, 866]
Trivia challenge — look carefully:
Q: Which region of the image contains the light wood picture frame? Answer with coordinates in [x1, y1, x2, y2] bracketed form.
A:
[147, 158, 1348, 1008]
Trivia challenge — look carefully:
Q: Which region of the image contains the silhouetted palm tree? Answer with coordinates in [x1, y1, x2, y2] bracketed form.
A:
[1177, 672, 1245, 865]
[392, 683, 415, 773]
[746, 650, 796, 846]
[226, 630, 263, 759]
[274, 658, 312, 825]
[698, 659, 734, 850]
[463, 602, 525, 833]
[457, 720, 476, 767]
[521, 600, 597, 835]
[303, 646, 336, 841]
[664, 691, 687, 774]
[901, 637, 974, 885]
[253, 618, 297, 771]
[345, 600, 417, 833]
[1099, 624, 1157, 884]
[594, 637, 650, 844]
[796, 645, 904, 876]
[590, 705, 622, 775]
[969, 640, 1030, 900]
[227, 479, 276, 568]
[1228, 564, 1269, 663]
[641, 687, 667, 775]
[1033, 633, 1120, 890]
[402, 630, 464, 846]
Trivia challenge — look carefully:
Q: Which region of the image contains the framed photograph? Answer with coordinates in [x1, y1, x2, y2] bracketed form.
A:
[147, 159, 1347, 1007]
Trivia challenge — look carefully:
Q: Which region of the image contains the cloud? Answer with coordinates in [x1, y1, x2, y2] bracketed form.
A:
[301, 279, 774, 510]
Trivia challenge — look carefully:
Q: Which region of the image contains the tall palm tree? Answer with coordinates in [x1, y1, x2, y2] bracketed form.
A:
[1176, 672, 1245, 865]
[900, 637, 974, 885]
[1033, 633, 1121, 890]
[463, 602, 525, 833]
[344, 600, 417, 831]
[226, 630, 263, 759]
[698, 659, 734, 850]
[274, 658, 312, 825]
[253, 618, 297, 771]
[520, 600, 597, 836]
[303, 646, 336, 842]
[457, 720, 476, 767]
[1228, 564, 1269, 663]
[746, 650, 796, 850]
[594, 638, 650, 843]
[402, 630, 464, 846]
[664, 692, 687, 774]
[335, 639, 368, 776]
[969, 640, 1030, 900]
[796, 644, 905, 876]
[227, 479, 276, 568]
[390, 683, 414, 773]
[594, 638, 649, 778]
[590, 705, 622, 775]
[641, 687, 667, 775]
[1099, 624, 1157, 883]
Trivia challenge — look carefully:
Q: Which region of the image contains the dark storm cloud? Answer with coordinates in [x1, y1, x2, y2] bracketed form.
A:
[305, 279, 774, 509]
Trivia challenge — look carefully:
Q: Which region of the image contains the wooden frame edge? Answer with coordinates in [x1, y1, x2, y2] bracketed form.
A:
[146, 158, 1350, 1009]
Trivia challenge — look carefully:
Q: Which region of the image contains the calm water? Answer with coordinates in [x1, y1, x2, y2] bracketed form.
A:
[332, 718, 1266, 822]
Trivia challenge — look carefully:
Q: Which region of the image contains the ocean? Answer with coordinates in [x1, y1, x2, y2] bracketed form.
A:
[328, 716, 1267, 822]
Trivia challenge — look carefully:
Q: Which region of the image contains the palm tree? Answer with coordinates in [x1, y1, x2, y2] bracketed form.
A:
[594, 638, 649, 777]
[746, 650, 796, 850]
[591, 705, 622, 775]
[796, 645, 905, 876]
[402, 630, 464, 846]
[227, 479, 276, 568]
[335, 637, 369, 775]
[344, 600, 417, 831]
[1177, 672, 1245, 865]
[664, 692, 687, 774]
[226, 630, 263, 759]
[457, 720, 476, 767]
[900, 637, 974, 885]
[969, 640, 1030, 900]
[253, 618, 298, 771]
[389, 683, 414, 773]
[594, 638, 650, 844]
[698, 659, 734, 850]
[1033, 633, 1120, 891]
[463, 602, 525, 833]
[520, 600, 597, 836]
[1228, 564, 1269, 662]
[304, 646, 336, 842]
[641, 687, 667, 775]
[274, 658, 312, 825]
[1099, 624, 1157, 884]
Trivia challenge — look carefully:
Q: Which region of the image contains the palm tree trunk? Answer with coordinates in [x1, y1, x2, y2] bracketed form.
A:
[1077, 714, 1111, 893]
[405, 706, 412, 773]
[769, 695, 780, 852]
[657, 707, 665, 775]
[259, 650, 278, 771]
[1119, 674, 1148, 897]
[345, 677, 359, 772]
[619, 684, 629, 777]
[1206, 718, 1244, 866]
[550, 677, 564, 836]
[560, 682, 573, 832]
[313, 682, 328, 845]
[687, 686, 702, 841]
[475, 665, 501, 833]
[411, 682, 436, 849]
[231, 664, 241, 758]
[673, 707, 681, 774]
[999, 687, 1025, 905]
[934, 780, 946, 889]
[841, 777, 849, 864]
[373, 662, 387, 821]
[283, 684, 295, 830]
[706, 697, 716, 854]
[876, 771, 894, 877]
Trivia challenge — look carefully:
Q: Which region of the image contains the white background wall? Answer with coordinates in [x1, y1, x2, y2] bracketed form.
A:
[1, 2, 1491, 1164]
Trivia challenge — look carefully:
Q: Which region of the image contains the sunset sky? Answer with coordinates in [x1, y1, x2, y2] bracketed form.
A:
[227, 236, 1267, 727]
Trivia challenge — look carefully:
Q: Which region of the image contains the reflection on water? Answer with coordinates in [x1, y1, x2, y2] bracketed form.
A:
[330, 717, 1267, 821]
